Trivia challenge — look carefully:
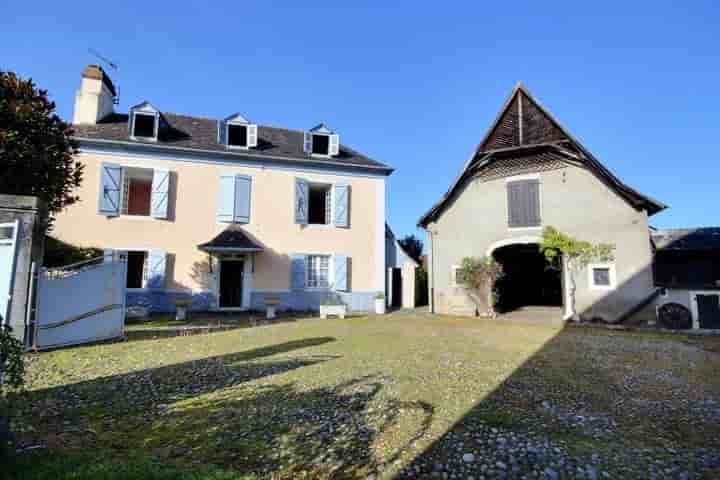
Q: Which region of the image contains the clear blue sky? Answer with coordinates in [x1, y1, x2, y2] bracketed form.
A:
[2, 1, 719, 242]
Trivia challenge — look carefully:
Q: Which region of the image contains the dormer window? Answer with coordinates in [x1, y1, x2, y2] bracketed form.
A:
[304, 124, 340, 157]
[129, 101, 162, 141]
[219, 113, 258, 149]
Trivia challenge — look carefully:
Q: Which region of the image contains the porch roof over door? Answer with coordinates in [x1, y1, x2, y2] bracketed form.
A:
[197, 225, 264, 253]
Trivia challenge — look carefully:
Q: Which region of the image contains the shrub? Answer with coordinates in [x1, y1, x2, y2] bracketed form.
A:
[43, 235, 102, 268]
[459, 256, 502, 318]
[0, 324, 25, 459]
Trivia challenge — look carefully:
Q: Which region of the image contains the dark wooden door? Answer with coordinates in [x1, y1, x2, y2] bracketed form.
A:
[391, 268, 402, 308]
[697, 294, 720, 329]
[219, 261, 244, 308]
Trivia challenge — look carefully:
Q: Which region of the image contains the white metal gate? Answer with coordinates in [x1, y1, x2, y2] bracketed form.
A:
[34, 252, 127, 349]
[0, 221, 20, 326]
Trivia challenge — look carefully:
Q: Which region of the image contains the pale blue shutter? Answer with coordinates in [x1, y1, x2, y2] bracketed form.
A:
[146, 250, 166, 289]
[333, 254, 348, 291]
[217, 120, 227, 145]
[218, 174, 235, 222]
[247, 124, 258, 148]
[303, 132, 313, 153]
[98, 163, 123, 216]
[151, 169, 170, 219]
[234, 175, 251, 223]
[291, 254, 306, 290]
[295, 178, 308, 224]
[333, 184, 349, 228]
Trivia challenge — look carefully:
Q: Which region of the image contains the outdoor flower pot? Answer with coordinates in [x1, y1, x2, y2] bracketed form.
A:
[172, 296, 193, 321]
[320, 304, 347, 319]
[375, 296, 386, 315]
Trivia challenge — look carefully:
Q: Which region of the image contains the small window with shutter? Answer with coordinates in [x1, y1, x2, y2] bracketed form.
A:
[304, 124, 340, 157]
[507, 178, 541, 228]
[219, 113, 258, 149]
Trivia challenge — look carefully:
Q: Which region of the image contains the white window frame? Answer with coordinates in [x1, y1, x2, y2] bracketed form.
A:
[226, 122, 249, 150]
[306, 182, 334, 227]
[120, 166, 155, 218]
[506, 173, 542, 231]
[451, 264, 464, 287]
[310, 133, 331, 158]
[588, 263, 616, 291]
[305, 254, 333, 290]
[130, 112, 159, 141]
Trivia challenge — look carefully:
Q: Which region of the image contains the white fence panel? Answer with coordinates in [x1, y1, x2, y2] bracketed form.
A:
[35, 254, 127, 349]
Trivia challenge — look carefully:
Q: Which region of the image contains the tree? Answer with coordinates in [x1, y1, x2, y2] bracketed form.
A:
[0, 324, 24, 459]
[0, 71, 83, 227]
[398, 234, 423, 263]
[459, 256, 503, 318]
[539, 226, 615, 321]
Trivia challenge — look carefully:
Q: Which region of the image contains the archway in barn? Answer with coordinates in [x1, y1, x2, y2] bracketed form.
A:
[490, 241, 563, 314]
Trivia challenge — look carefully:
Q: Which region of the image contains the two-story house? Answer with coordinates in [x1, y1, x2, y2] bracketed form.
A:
[53, 65, 392, 313]
[418, 83, 666, 322]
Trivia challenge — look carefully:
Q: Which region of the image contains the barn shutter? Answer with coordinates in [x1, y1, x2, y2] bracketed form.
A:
[333, 184, 349, 228]
[234, 175, 252, 223]
[303, 131, 313, 154]
[290, 254, 306, 290]
[98, 163, 123, 216]
[218, 174, 235, 222]
[218, 120, 227, 145]
[294, 178, 309, 224]
[146, 250, 166, 289]
[329, 134, 340, 156]
[247, 124, 258, 148]
[151, 169, 170, 219]
[507, 180, 540, 228]
[333, 254, 348, 291]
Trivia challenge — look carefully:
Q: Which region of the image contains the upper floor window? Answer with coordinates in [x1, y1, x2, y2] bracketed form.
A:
[506, 176, 541, 228]
[98, 162, 170, 219]
[308, 183, 332, 225]
[219, 113, 258, 149]
[304, 124, 340, 157]
[129, 101, 163, 141]
[122, 167, 153, 216]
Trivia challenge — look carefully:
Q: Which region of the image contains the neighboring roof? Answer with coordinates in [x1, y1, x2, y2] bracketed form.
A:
[74, 112, 392, 174]
[418, 83, 667, 227]
[652, 228, 720, 251]
[385, 223, 420, 267]
[198, 225, 264, 252]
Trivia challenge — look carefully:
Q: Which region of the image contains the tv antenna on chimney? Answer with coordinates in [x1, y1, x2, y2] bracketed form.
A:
[88, 49, 120, 104]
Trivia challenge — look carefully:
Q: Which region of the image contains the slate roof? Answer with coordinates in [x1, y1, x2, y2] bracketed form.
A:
[652, 228, 720, 251]
[418, 83, 666, 227]
[73, 112, 392, 173]
[198, 225, 264, 252]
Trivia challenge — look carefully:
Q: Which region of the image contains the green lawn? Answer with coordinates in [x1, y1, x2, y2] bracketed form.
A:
[9, 314, 720, 479]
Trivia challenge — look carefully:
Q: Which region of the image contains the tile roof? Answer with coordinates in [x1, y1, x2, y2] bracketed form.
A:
[652, 228, 720, 251]
[73, 112, 392, 173]
[198, 225, 265, 252]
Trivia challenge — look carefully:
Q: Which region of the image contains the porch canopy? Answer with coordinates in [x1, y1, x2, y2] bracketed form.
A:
[197, 225, 264, 253]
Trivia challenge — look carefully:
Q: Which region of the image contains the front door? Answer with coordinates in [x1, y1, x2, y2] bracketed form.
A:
[219, 260, 244, 308]
[0, 222, 19, 325]
[697, 294, 720, 329]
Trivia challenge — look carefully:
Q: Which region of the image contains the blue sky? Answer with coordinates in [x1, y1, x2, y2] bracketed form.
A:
[2, 1, 719, 242]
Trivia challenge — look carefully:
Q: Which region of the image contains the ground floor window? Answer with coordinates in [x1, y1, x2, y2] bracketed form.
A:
[126, 250, 148, 288]
[307, 255, 330, 288]
[588, 263, 616, 290]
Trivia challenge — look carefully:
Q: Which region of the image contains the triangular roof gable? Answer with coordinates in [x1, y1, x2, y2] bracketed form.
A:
[224, 112, 251, 124]
[309, 123, 334, 134]
[130, 100, 160, 114]
[417, 83, 666, 227]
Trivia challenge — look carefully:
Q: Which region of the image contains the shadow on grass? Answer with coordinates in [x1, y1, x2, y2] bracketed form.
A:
[13, 335, 434, 478]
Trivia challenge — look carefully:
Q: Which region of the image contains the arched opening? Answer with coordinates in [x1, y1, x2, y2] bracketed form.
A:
[491, 242, 563, 313]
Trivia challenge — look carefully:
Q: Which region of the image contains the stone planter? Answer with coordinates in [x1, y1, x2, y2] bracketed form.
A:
[375, 298, 386, 315]
[172, 296, 193, 321]
[320, 304, 347, 319]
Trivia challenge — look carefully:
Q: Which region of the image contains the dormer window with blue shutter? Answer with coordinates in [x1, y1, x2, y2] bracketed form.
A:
[129, 101, 163, 141]
[218, 113, 258, 149]
[304, 124, 340, 157]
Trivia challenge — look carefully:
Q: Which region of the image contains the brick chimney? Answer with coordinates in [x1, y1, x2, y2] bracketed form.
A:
[72, 64, 116, 125]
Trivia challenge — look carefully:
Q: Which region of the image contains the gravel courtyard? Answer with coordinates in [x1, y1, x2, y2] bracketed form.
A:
[12, 314, 720, 479]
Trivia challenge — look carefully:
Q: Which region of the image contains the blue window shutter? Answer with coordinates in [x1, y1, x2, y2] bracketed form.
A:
[98, 163, 123, 216]
[151, 169, 170, 219]
[295, 178, 308, 224]
[303, 132, 312, 153]
[333, 254, 348, 291]
[234, 175, 252, 223]
[146, 250, 166, 289]
[103, 249, 114, 263]
[218, 174, 235, 222]
[333, 184, 349, 228]
[329, 134, 340, 156]
[218, 120, 227, 145]
[247, 124, 258, 148]
[291, 254, 306, 290]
